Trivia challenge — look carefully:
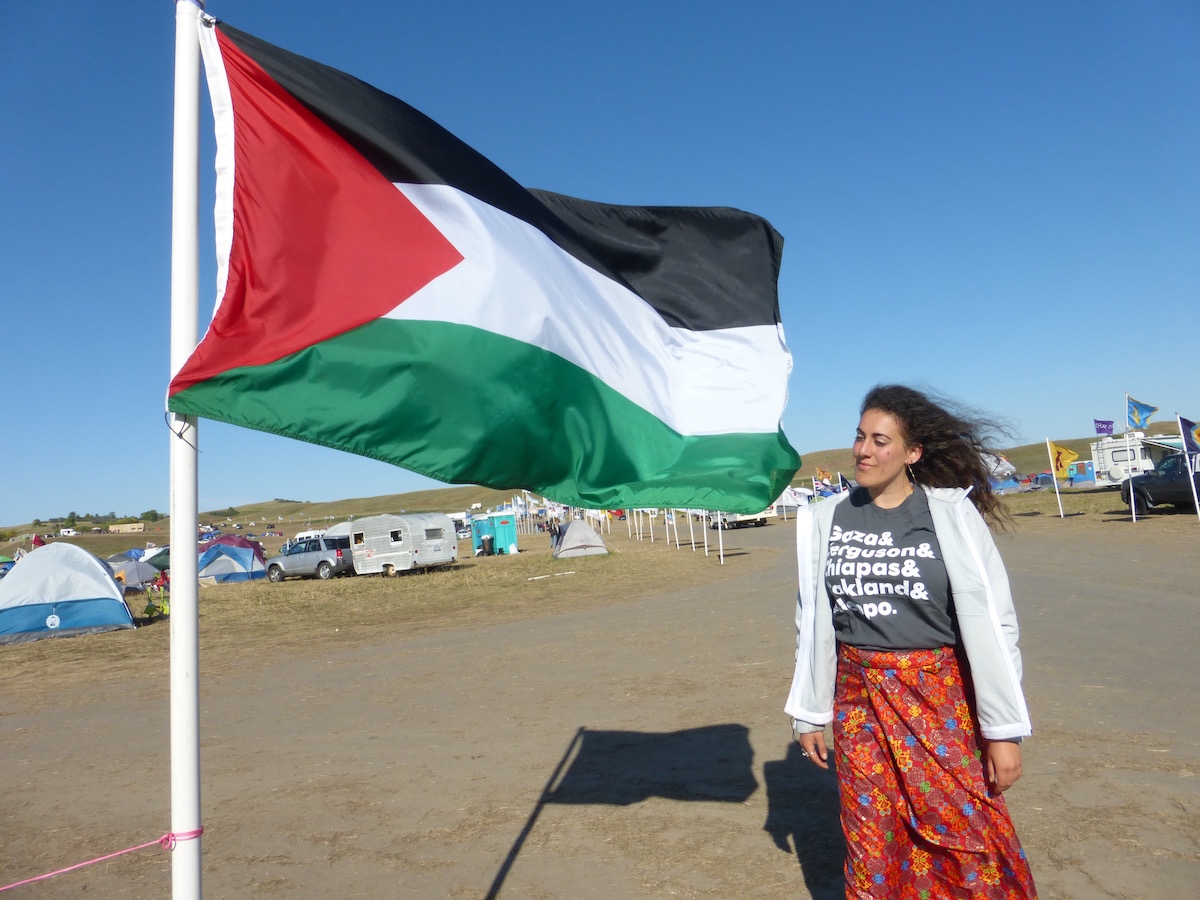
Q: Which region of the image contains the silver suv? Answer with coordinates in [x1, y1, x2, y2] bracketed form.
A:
[267, 536, 352, 581]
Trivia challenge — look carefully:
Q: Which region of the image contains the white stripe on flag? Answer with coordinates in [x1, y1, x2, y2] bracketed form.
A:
[388, 183, 792, 438]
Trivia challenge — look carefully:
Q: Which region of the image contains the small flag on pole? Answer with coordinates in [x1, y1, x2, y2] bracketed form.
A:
[1094, 419, 1114, 435]
[1127, 396, 1158, 430]
[1048, 441, 1079, 480]
[1179, 416, 1200, 456]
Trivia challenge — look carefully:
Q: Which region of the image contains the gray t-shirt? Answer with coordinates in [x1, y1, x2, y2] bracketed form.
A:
[826, 487, 956, 651]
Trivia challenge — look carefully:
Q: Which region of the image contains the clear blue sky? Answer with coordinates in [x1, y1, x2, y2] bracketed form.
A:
[3, 1, 1197, 527]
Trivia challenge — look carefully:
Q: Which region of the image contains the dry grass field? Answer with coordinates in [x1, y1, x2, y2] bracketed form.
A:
[0, 484, 1163, 695]
[3, 518, 734, 704]
[3, 487, 1199, 898]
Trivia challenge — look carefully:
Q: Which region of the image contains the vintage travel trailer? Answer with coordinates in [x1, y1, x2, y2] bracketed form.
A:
[349, 513, 458, 576]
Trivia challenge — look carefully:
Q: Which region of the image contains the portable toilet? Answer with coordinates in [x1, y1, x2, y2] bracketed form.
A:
[471, 512, 519, 556]
[1067, 459, 1095, 485]
[489, 512, 519, 554]
[470, 515, 494, 555]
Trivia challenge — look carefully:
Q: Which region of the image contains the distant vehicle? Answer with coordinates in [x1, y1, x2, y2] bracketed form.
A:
[1120, 453, 1200, 514]
[710, 507, 777, 529]
[456, 528, 473, 540]
[59, 528, 78, 537]
[349, 513, 457, 576]
[266, 535, 352, 581]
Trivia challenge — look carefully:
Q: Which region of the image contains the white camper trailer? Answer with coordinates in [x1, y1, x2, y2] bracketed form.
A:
[349, 513, 458, 576]
[1090, 432, 1175, 486]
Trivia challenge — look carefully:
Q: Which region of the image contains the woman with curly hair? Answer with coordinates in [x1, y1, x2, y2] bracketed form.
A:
[785, 385, 1036, 898]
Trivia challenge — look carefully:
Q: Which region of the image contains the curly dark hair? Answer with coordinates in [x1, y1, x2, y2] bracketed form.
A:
[860, 384, 1013, 529]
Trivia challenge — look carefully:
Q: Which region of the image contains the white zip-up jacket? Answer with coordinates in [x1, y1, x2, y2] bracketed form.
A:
[785, 486, 1032, 741]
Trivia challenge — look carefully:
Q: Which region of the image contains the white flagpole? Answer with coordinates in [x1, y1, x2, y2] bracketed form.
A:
[1125, 393, 1138, 523]
[703, 512, 709, 556]
[717, 513, 725, 564]
[687, 509, 696, 551]
[1177, 414, 1200, 526]
[1045, 439, 1065, 518]
[170, 2, 204, 897]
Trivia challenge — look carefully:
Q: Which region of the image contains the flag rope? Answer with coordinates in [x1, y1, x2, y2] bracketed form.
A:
[0, 828, 203, 892]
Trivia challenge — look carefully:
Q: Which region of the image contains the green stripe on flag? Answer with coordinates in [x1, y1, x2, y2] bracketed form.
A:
[168, 319, 799, 513]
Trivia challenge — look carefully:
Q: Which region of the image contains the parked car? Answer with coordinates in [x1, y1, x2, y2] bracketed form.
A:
[266, 535, 353, 581]
[1120, 452, 1200, 513]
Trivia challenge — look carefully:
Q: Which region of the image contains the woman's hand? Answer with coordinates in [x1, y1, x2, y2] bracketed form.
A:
[795, 730, 830, 770]
[986, 740, 1023, 793]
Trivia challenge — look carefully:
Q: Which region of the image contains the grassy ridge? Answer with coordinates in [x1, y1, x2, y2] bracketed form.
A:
[3, 422, 1181, 537]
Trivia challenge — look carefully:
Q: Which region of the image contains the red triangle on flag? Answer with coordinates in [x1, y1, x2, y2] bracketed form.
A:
[170, 31, 463, 396]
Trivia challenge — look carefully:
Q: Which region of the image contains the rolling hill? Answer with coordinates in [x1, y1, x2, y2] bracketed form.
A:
[4, 422, 1184, 535]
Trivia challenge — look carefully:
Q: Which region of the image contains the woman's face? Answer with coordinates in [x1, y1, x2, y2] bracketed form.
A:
[853, 409, 921, 493]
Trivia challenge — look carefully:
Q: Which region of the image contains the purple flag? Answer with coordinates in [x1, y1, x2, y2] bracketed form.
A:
[1094, 419, 1114, 435]
[1180, 416, 1200, 456]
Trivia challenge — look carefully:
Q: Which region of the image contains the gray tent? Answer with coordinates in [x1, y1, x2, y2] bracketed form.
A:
[108, 557, 160, 587]
[552, 520, 609, 559]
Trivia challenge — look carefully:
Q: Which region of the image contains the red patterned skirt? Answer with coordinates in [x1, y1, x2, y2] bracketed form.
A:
[832, 643, 1037, 899]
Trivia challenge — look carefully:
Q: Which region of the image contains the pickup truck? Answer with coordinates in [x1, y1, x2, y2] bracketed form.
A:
[266, 535, 353, 581]
[1120, 453, 1200, 513]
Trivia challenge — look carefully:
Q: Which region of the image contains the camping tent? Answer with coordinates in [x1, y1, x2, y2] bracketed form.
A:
[197, 541, 266, 584]
[774, 485, 813, 513]
[199, 533, 265, 563]
[109, 557, 161, 587]
[142, 545, 171, 571]
[0, 542, 135, 643]
[553, 520, 609, 559]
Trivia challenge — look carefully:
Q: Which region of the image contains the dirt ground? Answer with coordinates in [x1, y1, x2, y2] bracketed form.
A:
[2, 509, 1199, 898]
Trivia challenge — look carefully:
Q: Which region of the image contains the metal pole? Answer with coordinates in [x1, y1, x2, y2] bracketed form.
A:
[169, 2, 204, 897]
[1177, 415, 1200, 526]
[1045, 439, 1065, 519]
[1125, 393, 1138, 523]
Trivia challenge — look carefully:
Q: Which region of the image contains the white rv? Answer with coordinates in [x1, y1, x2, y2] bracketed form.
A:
[1090, 432, 1179, 486]
[349, 513, 458, 576]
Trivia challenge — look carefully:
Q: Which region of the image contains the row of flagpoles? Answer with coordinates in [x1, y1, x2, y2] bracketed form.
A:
[1044, 393, 1200, 523]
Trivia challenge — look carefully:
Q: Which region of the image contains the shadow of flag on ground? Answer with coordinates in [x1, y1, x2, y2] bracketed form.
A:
[545, 724, 757, 804]
[487, 725, 757, 898]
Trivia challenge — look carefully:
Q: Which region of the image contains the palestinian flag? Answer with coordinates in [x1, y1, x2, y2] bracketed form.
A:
[168, 18, 800, 513]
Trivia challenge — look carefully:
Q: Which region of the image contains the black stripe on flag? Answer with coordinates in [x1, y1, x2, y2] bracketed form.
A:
[217, 22, 785, 333]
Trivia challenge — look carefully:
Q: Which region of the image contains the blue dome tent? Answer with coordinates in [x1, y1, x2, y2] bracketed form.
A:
[0, 543, 135, 643]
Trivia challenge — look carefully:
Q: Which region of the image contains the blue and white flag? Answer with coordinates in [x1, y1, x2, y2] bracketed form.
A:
[1127, 396, 1159, 429]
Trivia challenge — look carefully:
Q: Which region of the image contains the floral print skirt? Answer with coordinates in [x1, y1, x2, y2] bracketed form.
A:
[832, 643, 1037, 899]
